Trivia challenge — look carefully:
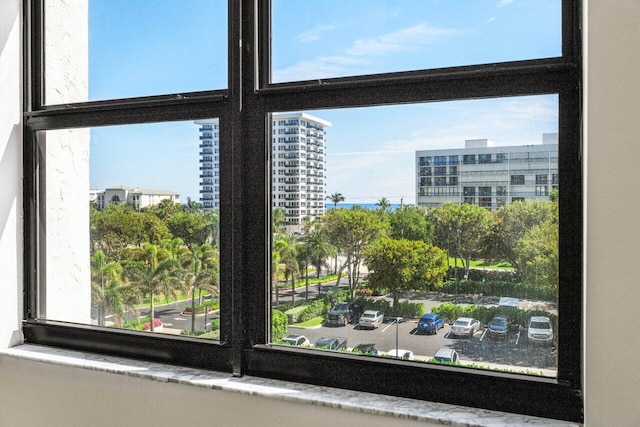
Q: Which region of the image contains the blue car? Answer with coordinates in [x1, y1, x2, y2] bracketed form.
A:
[417, 313, 445, 335]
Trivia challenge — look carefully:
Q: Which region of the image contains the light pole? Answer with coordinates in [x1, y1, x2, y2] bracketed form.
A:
[395, 317, 402, 358]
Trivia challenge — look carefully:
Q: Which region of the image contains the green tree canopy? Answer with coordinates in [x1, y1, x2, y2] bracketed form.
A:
[365, 238, 447, 307]
[490, 200, 558, 272]
[431, 203, 492, 277]
[91, 203, 171, 257]
[515, 218, 559, 292]
[121, 243, 186, 331]
[167, 211, 217, 250]
[319, 207, 388, 300]
[389, 206, 433, 243]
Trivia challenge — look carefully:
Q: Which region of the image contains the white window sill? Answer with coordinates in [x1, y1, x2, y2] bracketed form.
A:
[0, 344, 579, 427]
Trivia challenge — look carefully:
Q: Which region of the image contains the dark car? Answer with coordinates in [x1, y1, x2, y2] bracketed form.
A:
[417, 313, 445, 335]
[325, 302, 364, 327]
[488, 316, 509, 340]
[353, 343, 378, 355]
[314, 336, 347, 351]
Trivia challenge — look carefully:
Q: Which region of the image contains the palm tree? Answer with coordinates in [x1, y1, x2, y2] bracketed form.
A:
[122, 243, 186, 331]
[274, 233, 299, 303]
[184, 243, 219, 333]
[326, 192, 345, 208]
[91, 250, 139, 326]
[305, 230, 337, 279]
[272, 206, 287, 237]
[376, 197, 391, 212]
[271, 250, 282, 306]
[161, 237, 191, 267]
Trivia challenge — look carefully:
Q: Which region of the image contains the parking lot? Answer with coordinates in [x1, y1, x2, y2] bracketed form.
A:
[287, 315, 557, 377]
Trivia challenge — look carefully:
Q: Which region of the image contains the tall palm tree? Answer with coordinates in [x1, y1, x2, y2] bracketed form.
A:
[184, 243, 219, 333]
[91, 250, 138, 326]
[122, 243, 186, 331]
[274, 233, 299, 303]
[305, 230, 337, 279]
[326, 192, 345, 208]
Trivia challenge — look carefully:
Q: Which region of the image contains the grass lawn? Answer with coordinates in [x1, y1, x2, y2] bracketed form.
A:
[293, 316, 324, 327]
[448, 258, 514, 270]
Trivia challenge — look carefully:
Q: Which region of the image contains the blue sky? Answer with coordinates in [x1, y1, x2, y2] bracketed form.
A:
[88, 0, 560, 205]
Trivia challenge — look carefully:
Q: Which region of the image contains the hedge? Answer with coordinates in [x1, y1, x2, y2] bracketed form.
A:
[440, 279, 557, 302]
[272, 309, 288, 341]
[431, 302, 558, 330]
[351, 297, 426, 319]
[448, 266, 519, 283]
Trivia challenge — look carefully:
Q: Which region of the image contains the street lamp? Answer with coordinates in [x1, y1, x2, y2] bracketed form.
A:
[395, 316, 402, 358]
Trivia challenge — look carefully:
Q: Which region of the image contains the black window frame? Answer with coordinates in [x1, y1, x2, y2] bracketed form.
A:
[22, 0, 583, 422]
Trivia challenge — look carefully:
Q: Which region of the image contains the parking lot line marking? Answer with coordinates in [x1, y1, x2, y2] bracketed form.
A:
[381, 322, 396, 333]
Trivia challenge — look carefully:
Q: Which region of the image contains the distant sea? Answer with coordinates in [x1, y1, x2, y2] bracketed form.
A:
[326, 203, 403, 210]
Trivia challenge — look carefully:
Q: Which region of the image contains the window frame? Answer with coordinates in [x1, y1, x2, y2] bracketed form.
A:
[23, 0, 583, 422]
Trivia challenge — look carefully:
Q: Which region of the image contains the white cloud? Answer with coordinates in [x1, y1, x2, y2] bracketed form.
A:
[273, 56, 368, 82]
[498, 0, 514, 7]
[345, 23, 462, 56]
[295, 24, 335, 43]
[274, 23, 462, 81]
[486, 17, 497, 23]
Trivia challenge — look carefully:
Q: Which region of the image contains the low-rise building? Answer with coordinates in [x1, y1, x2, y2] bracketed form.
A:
[415, 134, 558, 210]
[92, 185, 180, 210]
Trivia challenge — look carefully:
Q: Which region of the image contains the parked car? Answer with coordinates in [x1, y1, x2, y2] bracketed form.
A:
[488, 316, 509, 340]
[281, 334, 311, 347]
[325, 302, 364, 327]
[353, 343, 378, 355]
[358, 310, 384, 329]
[385, 349, 415, 360]
[450, 317, 481, 338]
[527, 316, 554, 344]
[433, 348, 460, 364]
[314, 336, 347, 351]
[417, 313, 445, 335]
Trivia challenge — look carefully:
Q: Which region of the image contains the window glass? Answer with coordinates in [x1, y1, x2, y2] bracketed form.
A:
[271, 0, 561, 83]
[39, 120, 221, 339]
[271, 95, 560, 377]
[44, 0, 227, 105]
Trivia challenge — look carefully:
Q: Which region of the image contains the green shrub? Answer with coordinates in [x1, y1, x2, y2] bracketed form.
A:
[351, 297, 424, 319]
[431, 302, 558, 328]
[298, 298, 330, 323]
[211, 318, 220, 331]
[284, 305, 307, 324]
[272, 309, 288, 341]
[122, 317, 148, 331]
[441, 278, 556, 302]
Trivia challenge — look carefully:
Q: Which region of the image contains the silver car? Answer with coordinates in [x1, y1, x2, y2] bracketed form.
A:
[527, 316, 554, 344]
[358, 310, 384, 329]
[450, 317, 481, 338]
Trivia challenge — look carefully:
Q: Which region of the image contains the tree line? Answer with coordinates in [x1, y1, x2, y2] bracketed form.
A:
[90, 199, 219, 332]
[273, 193, 559, 308]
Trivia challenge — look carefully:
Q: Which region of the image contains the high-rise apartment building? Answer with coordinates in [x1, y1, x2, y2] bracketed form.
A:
[195, 119, 221, 211]
[196, 113, 330, 229]
[415, 134, 558, 210]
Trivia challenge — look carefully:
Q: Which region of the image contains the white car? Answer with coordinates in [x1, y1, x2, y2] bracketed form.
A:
[281, 334, 311, 347]
[450, 317, 481, 338]
[527, 316, 554, 344]
[433, 348, 460, 364]
[385, 349, 415, 360]
[358, 310, 384, 329]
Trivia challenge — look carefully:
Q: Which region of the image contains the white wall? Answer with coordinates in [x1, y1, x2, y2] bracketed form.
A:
[1, 0, 640, 425]
[0, 0, 23, 348]
[584, 1, 640, 425]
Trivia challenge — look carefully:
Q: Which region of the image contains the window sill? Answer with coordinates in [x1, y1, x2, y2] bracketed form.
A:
[0, 344, 579, 427]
